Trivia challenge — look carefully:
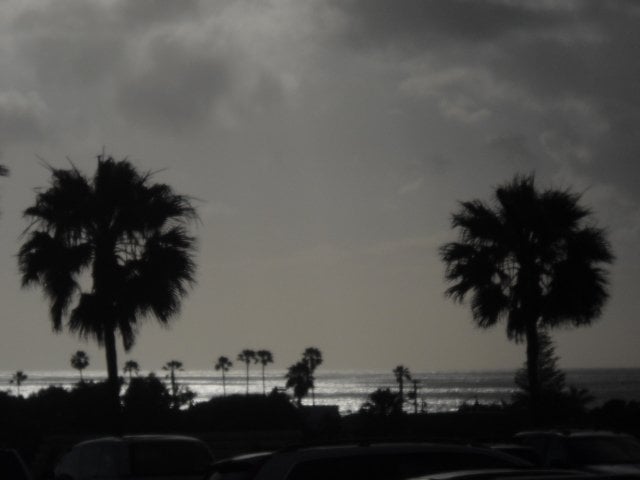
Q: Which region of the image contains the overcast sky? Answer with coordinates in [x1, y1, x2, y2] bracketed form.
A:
[0, 0, 639, 374]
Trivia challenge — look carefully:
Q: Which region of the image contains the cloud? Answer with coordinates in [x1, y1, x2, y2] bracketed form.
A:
[11, 0, 127, 89]
[116, 34, 232, 132]
[334, 0, 640, 197]
[0, 91, 48, 145]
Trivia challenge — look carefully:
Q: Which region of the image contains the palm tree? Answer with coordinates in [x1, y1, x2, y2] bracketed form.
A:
[162, 360, 183, 408]
[10, 370, 28, 396]
[18, 155, 197, 411]
[70, 350, 90, 382]
[285, 361, 313, 406]
[407, 379, 421, 414]
[393, 365, 412, 411]
[214, 356, 233, 396]
[237, 349, 257, 395]
[440, 174, 613, 421]
[302, 347, 323, 405]
[123, 360, 140, 383]
[256, 350, 274, 395]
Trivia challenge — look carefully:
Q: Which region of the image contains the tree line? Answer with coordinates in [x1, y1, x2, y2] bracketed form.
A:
[8, 346, 325, 410]
[7, 155, 613, 425]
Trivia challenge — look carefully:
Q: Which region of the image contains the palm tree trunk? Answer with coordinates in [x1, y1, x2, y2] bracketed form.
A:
[526, 320, 541, 424]
[104, 326, 122, 432]
[245, 362, 249, 395]
[222, 371, 226, 396]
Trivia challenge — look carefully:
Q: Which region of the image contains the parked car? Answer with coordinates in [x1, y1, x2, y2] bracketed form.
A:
[206, 442, 533, 480]
[487, 444, 543, 465]
[414, 469, 640, 480]
[414, 467, 590, 480]
[515, 431, 640, 474]
[54, 435, 213, 480]
[0, 448, 32, 480]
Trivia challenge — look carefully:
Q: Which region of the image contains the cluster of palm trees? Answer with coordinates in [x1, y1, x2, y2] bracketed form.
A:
[285, 347, 323, 406]
[215, 349, 275, 396]
[11, 154, 613, 422]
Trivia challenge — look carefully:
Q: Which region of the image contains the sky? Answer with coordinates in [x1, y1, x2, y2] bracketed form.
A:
[0, 0, 639, 375]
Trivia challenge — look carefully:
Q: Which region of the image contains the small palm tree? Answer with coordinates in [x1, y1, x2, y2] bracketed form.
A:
[285, 361, 312, 406]
[10, 370, 28, 396]
[407, 379, 421, 414]
[70, 350, 90, 382]
[162, 360, 183, 408]
[214, 356, 233, 396]
[237, 349, 257, 395]
[440, 174, 613, 421]
[302, 347, 323, 405]
[123, 360, 140, 383]
[393, 365, 412, 411]
[256, 350, 274, 395]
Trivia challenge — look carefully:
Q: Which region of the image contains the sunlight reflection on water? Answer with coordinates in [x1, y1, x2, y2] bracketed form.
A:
[2, 368, 639, 414]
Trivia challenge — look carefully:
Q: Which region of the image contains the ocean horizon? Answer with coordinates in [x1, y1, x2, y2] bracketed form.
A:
[2, 368, 639, 414]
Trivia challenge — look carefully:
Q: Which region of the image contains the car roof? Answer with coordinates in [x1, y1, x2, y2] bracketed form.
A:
[261, 442, 532, 466]
[74, 434, 206, 448]
[422, 468, 586, 480]
[516, 431, 633, 439]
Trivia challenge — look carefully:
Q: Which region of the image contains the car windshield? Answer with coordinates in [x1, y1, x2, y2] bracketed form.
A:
[567, 436, 640, 465]
[131, 440, 212, 476]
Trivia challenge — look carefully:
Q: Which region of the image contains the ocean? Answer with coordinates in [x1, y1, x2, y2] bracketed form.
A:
[2, 368, 640, 414]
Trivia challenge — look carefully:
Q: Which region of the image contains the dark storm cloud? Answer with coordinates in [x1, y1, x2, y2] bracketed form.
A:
[333, 0, 569, 50]
[333, 0, 640, 195]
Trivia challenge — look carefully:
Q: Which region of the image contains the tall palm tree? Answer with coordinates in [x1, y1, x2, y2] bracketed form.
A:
[123, 360, 140, 383]
[285, 361, 312, 406]
[237, 349, 256, 395]
[302, 347, 323, 405]
[393, 365, 412, 411]
[70, 350, 90, 382]
[440, 175, 613, 420]
[214, 356, 233, 396]
[18, 155, 197, 410]
[10, 370, 28, 396]
[256, 350, 274, 395]
[162, 360, 183, 408]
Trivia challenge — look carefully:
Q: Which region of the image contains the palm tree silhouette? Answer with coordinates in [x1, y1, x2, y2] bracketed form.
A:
[407, 379, 421, 414]
[302, 347, 323, 405]
[256, 350, 274, 395]
[18, 155, 197, 411]
[214, 356, 233, 396]
[123, 360, 140, 383]
[237, 349, 257, 395]
[285, 361, 312, 406]
[393, 365, 412, 411]
[70, 350, 90, 382]
[10, 370, 28, 396]
[440, 174, 613, 421]
[162, 360, 183, 408]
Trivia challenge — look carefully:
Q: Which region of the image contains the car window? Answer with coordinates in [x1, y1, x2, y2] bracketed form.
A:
[285, 451, 521, 480]
[285, 455, 396, 480]
[567, 436, 640, 465]
[131, 440, 212, 476]
[78, 444, 121, 478]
